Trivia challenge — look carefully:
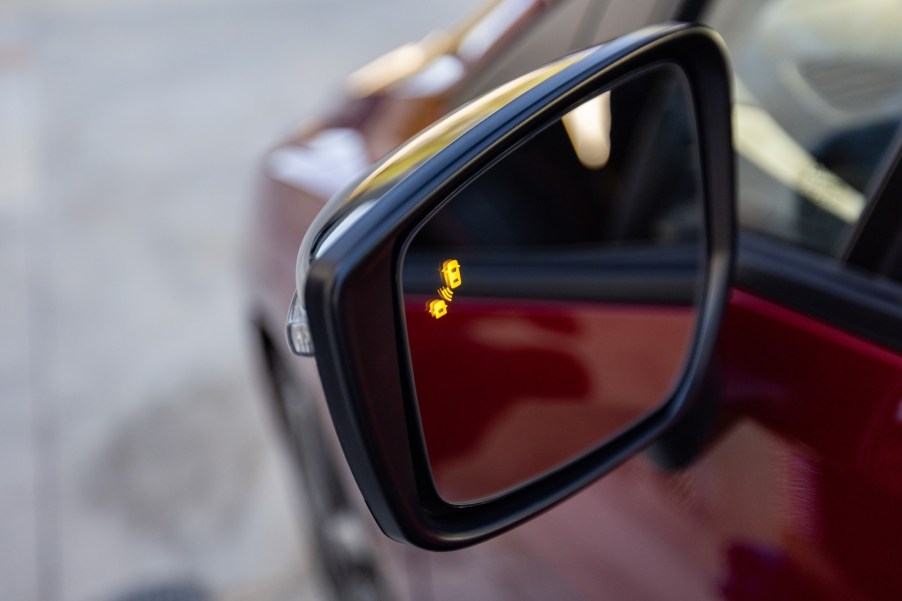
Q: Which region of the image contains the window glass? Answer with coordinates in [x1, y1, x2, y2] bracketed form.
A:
[705, 0, 902, 256]
[455, 0, 677, 105]
[454, 0, 600, 103]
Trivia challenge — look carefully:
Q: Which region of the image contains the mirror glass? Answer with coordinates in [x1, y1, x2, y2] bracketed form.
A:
[401, 64, 703, 504]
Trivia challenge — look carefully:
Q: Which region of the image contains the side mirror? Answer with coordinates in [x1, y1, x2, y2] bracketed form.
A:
[287, 23, 734, 550]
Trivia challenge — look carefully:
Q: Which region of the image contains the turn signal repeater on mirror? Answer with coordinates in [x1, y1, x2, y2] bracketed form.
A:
[286, 291, 314, 356]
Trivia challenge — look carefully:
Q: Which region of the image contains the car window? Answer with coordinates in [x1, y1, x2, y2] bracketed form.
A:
[455, 0, 677, 104]
[454, 0, 601, 103]
[704, 0, 902, 256]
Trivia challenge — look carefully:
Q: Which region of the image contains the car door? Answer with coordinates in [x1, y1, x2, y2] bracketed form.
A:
[422, 1, 902, 599]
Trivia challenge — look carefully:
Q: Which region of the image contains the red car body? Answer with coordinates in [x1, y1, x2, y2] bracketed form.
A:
[247, 1, 902, 598]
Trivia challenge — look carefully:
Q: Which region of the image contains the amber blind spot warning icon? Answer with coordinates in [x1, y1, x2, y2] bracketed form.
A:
[427, 299, 449, 319]
[441, 259, 462, 288]
[425, 259, 462, 319]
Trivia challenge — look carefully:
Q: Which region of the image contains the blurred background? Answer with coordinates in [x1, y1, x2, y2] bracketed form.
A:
[0, 0, 476, 599]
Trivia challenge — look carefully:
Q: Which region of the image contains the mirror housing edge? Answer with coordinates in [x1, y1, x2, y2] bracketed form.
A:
[301, 22, 735, 550]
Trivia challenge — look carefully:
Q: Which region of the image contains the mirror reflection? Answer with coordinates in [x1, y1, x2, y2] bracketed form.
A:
[401, 64, 704, 504]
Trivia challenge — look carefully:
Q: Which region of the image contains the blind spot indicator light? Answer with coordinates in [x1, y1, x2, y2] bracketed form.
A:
[425, 259, 462, 319]
[427, 299, 449, 319]
[441, 259, 462, 288]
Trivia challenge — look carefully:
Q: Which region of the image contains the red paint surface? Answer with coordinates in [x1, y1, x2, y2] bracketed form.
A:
[716, 290, 902, 600]
[424, 290, 902, 600]
[405, 297, 696, 503]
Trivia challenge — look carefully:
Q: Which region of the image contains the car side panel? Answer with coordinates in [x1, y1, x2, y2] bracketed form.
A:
[427, 289, 902, 600]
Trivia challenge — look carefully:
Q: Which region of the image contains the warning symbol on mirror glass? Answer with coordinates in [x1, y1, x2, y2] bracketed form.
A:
[425, 259, 461, 319]
[427, 299, 448, 319]
[441, 259, 462, 289]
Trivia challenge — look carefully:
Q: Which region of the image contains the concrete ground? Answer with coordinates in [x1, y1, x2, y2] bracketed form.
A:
[0, 1, 476, 599]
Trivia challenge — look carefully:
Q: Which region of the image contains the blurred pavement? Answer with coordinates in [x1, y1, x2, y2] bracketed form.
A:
[0, 0, 475, 599]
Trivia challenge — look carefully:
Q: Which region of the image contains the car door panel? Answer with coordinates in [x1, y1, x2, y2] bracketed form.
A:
[427, 286, 902, 600]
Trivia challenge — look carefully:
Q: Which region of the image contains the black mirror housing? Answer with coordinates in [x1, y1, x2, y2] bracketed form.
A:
[297, 23, 735, 550]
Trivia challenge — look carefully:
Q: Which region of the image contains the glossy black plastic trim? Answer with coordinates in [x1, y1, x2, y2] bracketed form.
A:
[304, 23, 735, 550]
[843, 131, 902, 271]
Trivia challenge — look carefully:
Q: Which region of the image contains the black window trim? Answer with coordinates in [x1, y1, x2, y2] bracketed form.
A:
[843, 129, 902, 278]
[737, 232, 902, 353]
